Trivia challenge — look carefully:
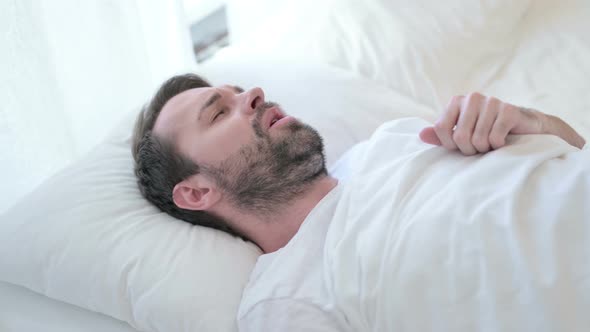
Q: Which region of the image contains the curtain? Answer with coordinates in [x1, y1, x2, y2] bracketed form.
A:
[0, 0, 196, 212]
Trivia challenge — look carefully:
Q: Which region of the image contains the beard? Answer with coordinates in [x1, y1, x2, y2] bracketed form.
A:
[202, 102, 327, 215]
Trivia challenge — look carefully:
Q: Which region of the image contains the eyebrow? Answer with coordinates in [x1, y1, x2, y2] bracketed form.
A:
[196, 86, 245, 121]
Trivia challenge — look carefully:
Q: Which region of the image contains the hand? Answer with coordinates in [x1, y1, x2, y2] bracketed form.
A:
[419, 92, 586, 155]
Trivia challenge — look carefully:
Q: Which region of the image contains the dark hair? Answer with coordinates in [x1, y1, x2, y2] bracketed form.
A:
[132, 73, 241, 237]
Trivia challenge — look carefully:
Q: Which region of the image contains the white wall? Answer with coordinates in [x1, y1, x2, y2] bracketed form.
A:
[0, 0, 196, 212]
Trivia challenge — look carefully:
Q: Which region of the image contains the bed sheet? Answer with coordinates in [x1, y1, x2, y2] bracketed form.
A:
[0, 281, 140, 332]
[325, 118, 590, 331]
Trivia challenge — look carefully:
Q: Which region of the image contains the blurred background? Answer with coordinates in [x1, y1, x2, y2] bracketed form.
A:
[2, 0, 589, 213]
[1, 0, 335, 212]
[0, 0, 237, 212]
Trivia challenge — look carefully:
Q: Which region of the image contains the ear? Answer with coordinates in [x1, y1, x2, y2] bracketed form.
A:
[172, 175, 221, 211]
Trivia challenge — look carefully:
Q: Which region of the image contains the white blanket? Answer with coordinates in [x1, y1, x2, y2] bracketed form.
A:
[325, 118, 590, 331]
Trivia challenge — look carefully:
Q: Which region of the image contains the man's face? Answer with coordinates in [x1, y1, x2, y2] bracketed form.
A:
[153, 85, 327, 213]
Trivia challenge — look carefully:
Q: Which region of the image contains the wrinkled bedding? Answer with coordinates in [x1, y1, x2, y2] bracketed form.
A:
[325, 118, 590, 331]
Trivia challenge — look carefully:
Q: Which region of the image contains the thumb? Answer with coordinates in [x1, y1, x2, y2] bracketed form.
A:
[419, 126, 442, 146]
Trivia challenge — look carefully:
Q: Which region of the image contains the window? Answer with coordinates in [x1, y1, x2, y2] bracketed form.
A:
[183, 0, 229, 63]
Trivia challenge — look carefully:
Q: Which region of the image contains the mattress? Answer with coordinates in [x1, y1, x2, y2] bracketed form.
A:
[0, 281, 139, 332]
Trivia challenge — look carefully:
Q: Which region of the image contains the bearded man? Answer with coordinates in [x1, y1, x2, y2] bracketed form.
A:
[132, 73, 588, 331]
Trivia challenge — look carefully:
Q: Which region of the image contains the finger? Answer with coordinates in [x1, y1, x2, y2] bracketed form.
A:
[419, 126, 442, 146]
[471, 97, 499, 153]
[489, 106, 518, 150]
[453, 93, 482, 155]
[433, 95, 462, 150]
[510, 106, 543, 135]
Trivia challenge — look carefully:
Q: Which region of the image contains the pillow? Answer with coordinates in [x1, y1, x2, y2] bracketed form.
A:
[226, 0, 533, 109]
[0, 107, 261, 332]
[0, 58, 435, 332]
[227, 0, 590, 142]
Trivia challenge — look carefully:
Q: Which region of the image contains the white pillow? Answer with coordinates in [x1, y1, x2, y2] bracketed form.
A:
[227, 0, 532, 109]
[0, 58, 435, 332]
[0, 107, 261, 332]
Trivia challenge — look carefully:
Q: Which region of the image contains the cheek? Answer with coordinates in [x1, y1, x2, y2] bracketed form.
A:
[203, 121, 255, 163]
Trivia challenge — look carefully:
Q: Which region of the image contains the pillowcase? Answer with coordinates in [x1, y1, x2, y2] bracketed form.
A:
[0, 106, 261, 332]
[0, 57, 435, 332]
[226, 0, 532, 109]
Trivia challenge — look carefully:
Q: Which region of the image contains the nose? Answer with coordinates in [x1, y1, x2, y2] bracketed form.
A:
[242, 87, 265, 115]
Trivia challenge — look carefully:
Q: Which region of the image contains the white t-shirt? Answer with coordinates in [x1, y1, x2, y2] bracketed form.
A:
[236, 121, 386, 331]
[236, 181, 349, 331]
[237, 118, 590, 331]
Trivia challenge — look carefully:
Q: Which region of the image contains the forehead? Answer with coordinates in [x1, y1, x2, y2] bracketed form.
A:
[152, 86, 211, 139]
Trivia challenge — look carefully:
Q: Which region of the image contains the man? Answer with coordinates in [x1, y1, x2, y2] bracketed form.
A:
[133, 73, 588, 331]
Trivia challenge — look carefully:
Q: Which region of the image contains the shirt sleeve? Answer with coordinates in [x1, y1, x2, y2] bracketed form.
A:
[238, 298, 346, 332]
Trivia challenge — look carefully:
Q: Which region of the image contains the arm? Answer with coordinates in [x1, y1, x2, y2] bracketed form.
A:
[419, 92, 586, 155]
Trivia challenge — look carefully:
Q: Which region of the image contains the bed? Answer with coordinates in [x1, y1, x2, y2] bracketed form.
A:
[1, 0, 589, 331]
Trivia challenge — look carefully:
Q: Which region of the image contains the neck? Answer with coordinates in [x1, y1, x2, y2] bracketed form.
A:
[216, 175, 338, 253]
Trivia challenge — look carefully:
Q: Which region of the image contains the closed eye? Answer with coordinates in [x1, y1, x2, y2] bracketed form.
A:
[212, 109, 226, 122]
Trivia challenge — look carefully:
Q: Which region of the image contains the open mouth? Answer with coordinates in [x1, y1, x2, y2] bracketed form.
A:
[267, 107, 285, 129]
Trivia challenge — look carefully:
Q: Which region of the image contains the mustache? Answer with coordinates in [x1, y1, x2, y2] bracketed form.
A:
[252, 101, 280, 138]
[256, 101, 279, 115]
[253, 101, 280, 124]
